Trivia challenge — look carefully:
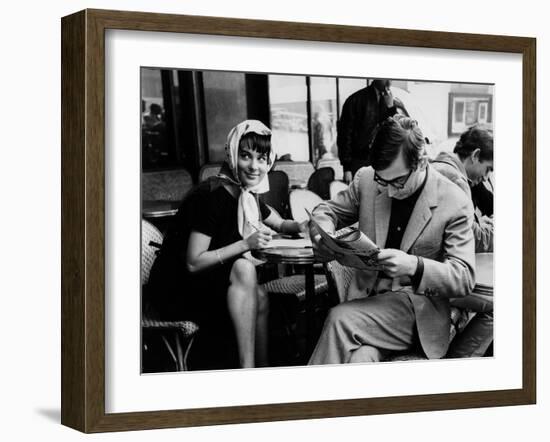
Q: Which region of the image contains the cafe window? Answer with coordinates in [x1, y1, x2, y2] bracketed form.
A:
[141, 68, 373, 174]
[141, 68, 170, 170]
[309, 77, 338, 163]
[268, 75, 309, 162]
[203, 71, 248, 162]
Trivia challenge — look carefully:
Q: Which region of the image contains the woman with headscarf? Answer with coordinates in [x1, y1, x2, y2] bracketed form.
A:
[148, 120, 304, 370]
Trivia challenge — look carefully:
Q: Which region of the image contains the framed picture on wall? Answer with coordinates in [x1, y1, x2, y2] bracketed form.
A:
[61, 9, 536, 433]
[448, 92, 494, 135]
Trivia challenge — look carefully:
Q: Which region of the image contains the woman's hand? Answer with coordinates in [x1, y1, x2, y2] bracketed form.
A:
[259, 222, 278, 236]
[245, 229, 272, 250]
[298, 220, 309, 233]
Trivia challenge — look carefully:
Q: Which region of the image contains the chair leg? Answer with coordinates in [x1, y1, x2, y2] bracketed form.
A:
[158, 330, 197, 372]
[182, 335, 196, 371]
[160, 334, 179, 371]
[175, 330, 198, 371]
[175, 332, 184, 371]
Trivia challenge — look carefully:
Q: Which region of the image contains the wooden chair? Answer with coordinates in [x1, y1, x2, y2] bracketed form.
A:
[141, 219, 199, 372]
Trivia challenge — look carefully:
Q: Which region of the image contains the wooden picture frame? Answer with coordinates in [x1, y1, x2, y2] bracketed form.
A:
[61, 8, 536, 433]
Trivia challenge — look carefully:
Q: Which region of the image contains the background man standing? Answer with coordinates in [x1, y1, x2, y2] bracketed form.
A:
[337, 79, 407, 183]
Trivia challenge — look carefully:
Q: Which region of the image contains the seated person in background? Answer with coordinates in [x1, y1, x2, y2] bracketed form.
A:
[142, 103, 164, 129]
[432, 126, 494, 252]
[471, 174, 494, 217]
[432, 126, 495, 358]
[308, 115, 475, 365]
[148, 120, 304, 370]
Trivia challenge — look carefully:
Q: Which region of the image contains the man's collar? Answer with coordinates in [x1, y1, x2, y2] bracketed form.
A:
[433, 151, 468, 181]
[374, 86, 381, 102]
[422, 164, 440, 208]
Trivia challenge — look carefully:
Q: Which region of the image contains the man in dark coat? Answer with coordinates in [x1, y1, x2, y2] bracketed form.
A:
[337, 79, 407, 182]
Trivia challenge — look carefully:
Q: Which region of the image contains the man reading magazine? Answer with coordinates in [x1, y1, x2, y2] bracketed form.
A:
[309, 115, 476, 364]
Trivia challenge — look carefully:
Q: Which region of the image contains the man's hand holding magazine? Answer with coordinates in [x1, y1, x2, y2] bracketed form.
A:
[308, 214, 383, 271]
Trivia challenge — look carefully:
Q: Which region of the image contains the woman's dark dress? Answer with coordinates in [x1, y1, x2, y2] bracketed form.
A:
[147, 178, 271, 370]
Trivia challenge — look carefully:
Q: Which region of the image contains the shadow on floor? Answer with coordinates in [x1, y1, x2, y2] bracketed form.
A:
[35, 408, 60, 423]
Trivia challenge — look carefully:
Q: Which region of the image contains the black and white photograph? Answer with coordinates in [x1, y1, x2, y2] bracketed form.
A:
[3, 0, 546, 438]
[140, 68, 495, 373]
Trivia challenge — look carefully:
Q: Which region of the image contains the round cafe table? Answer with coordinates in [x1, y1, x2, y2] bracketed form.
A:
[142, 200, 180, 235]
[252, 245, 320, 353]
[142, 200, 180, 218]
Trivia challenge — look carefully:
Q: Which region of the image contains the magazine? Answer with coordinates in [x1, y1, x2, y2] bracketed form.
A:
[308, 212, 382, 270]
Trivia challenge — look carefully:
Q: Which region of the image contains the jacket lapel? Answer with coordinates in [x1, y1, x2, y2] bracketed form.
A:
[374, 191, 392, 247]
[400, 167, 438, 252]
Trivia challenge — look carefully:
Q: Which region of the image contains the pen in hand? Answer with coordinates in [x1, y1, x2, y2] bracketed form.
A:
[246, 221, 272, 249]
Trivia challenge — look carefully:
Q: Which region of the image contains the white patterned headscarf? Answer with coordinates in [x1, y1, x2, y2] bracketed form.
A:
[218, 120, 275, 239]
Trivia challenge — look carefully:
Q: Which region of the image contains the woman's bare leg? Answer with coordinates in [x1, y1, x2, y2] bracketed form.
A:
[227, 259, 259, 368]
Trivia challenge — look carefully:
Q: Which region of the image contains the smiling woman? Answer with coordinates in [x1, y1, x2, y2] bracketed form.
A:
[145, 119, 304, 371]
[236, 134, 271, 188]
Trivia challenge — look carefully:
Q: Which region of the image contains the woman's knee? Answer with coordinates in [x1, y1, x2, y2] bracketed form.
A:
[230, 258, 257, 287]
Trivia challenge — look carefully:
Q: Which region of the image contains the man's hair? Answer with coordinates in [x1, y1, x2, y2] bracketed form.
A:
[369, 115, 426, 171]
[453, 126, 493, 162]
[239, 132, 272, 162]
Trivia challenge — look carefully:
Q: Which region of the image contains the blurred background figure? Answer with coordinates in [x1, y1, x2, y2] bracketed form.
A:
[143, 103, 165, 129]
[142, 103, 167, 168]
[312, 110, 337, 160]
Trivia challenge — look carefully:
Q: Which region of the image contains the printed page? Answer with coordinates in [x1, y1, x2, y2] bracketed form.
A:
[308, 213, 382, 270]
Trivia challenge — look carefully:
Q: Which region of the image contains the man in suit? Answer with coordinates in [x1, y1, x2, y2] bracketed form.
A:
[338, 79, 408, 183]
[432, 125, 494, 253]
[309, 115, 476, 364]
[432, 126, 494, 358]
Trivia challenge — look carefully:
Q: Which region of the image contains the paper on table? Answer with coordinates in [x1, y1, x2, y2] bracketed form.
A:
[262, 237, 312, 249]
